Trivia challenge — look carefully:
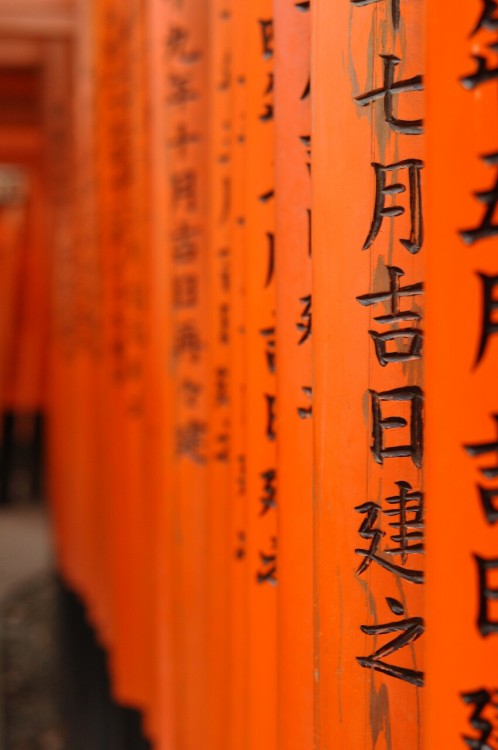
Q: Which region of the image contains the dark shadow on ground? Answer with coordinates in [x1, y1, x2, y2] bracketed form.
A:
[0, 573, 67, 750]
[0, 573, 152, 750]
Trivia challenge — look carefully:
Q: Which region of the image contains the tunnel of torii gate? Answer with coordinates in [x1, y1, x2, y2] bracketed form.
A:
[0, 0, 496, 749]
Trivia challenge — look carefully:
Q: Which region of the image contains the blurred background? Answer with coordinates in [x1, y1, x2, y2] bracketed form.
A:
[0, 2, 152, 748]
[0, 4, 61, 747]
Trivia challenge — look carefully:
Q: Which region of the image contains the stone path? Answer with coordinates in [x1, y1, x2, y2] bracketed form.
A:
[0, 506, 66, 750]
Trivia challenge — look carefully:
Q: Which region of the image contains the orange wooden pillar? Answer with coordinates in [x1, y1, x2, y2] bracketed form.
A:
[0, 188, 28, 416]
[425, 2, 498, 747]
[205, 1, 233, 748]
[228, 3, 248, 747]
[88, 0, 116, 650]
[0, 175, 29, 412]
[68, 0, 104, 640]
[313, 0, 425, 747]
[273, 2, 313, 748]
[243, 2, 277, 749]
[44, 38, 80, 589]
[162, 1, 210, 747]
[94, 0, 150, 709]
[7, 167, 49, 416]
[144, 1, 176, 747]
[134, 6, 158, 734]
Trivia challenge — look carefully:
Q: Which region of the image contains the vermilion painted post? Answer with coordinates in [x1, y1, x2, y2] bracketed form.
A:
[95, 0, 149, 708]
[144, 1, 180, 747]
[313, 0, 425, 747]
[69, 0, 104, 643]
[0, 195, 27, 417]
[425, 2, 498, 748]
[163, 0, 210, 746]
[43, 38, 80, 593]
[206, 1, 233, 747]
[228, 3, 248, 747]
[8, 169, 48, 416]
[244, 2, 277, 748]
[273, 1, 313, 748]
[135, 4, 158, 735]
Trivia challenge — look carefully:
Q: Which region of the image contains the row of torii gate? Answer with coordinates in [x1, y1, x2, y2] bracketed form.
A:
[0, 2, 496, 750]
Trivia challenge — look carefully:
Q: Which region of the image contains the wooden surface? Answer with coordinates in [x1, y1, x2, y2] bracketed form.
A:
[313, 0, 425, 747]
[163, 0, 210, 746]
[228, 3, 248, 746]
[244, 3, 277, 748]
[7, 2, 498, 749]
[144, 0, 175, 746]
[426, 1, 498, 747]
[206, 1, 233, 747]
[273, 1, 313, 748]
